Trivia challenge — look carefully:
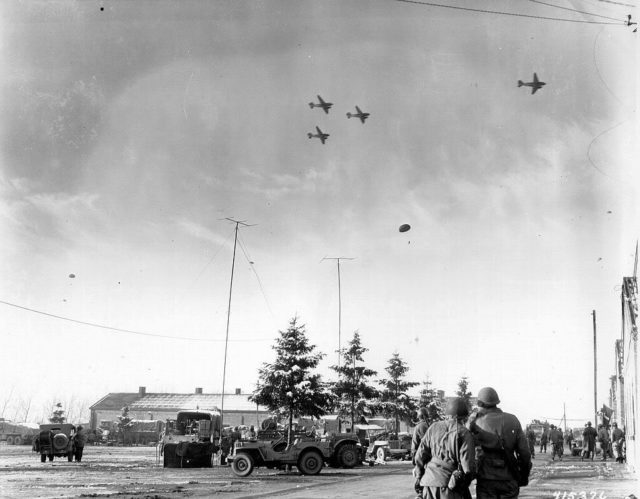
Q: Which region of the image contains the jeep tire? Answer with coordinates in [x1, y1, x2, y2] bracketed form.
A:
[298, 450, 323, 475]
[231, 453, 254, 477]
[337, 444, 359, 468]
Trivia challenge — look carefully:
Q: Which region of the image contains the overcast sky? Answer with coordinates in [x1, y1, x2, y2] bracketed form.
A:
[1, 0, 637, 425]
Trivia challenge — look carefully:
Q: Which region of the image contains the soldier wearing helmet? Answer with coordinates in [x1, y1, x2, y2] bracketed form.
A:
[413, 397, 476, 499]
[467, 387, 531, 498]
[411, 407, 431, 498]
[582, 421, 597, 461]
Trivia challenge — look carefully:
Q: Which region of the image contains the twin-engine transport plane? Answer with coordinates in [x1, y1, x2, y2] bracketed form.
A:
[346, 105, 370, 123]
[308, 126, 329, 144]
[518, 73, 546, 94]
[309, 95, 333, 114]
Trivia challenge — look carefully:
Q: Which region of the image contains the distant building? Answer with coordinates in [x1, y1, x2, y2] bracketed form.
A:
[89, 386, 269, 430]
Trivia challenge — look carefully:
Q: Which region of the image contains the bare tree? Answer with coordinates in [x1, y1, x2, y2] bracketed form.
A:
[1, 386, 15, 419]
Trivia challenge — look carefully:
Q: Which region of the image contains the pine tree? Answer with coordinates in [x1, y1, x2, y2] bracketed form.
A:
[418, 377, 444, 427]
[330, 331, 380, 431]
[456, 376, 473, 412]
[378, 353, 419, 435]
[48, 402, 66, 424]
[249, 317, 332, 444]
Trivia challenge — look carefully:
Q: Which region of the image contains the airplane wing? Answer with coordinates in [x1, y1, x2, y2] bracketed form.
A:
[355, 106, 362, 113]
[531, 87, 538, 95]
[359, 114, 367, 124]
[317, 95, 325, 105]
[320, 135, 327, 144]
[533, 73, 539, 83]
[316, 126, 323, 134]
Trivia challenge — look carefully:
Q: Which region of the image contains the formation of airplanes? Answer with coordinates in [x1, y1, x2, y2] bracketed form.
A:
[307, 95, 369, 144]
[518, 72, 546, 94]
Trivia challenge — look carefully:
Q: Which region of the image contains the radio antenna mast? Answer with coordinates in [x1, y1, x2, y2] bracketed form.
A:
[321, 256, 355, 370]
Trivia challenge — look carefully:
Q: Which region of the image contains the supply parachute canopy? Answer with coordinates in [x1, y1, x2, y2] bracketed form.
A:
[398, 224, 411, 233]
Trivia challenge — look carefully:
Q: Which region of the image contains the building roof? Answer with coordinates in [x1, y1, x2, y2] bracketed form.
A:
[91, 392, 266, 413]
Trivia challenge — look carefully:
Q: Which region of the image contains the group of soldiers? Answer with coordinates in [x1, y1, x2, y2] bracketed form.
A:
[411, 387, 531, 499]
[525, 420, 626, 464]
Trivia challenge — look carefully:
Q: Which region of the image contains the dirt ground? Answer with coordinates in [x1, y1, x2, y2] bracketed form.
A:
[0, 445, 416, 498]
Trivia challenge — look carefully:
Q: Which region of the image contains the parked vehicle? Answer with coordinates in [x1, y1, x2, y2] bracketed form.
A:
[228, 429, 362, 476]
[160, 410, 221, 468]
[367, 431, 412, 461]
[32, 423, 75, 462]
[0, 419, 38, 446]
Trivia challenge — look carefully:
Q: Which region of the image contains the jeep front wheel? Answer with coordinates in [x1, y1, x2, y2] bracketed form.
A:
[231, 453, 254, 477]
[337, 444, 359, 468]
[376, 446, 388, 461]
[298, 450, 323, 475]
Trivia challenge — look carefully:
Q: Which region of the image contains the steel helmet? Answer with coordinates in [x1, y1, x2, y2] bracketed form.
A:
[417, 407, 429, 421]
[445, 397, 469, 418]
[477, 387, 500, 406]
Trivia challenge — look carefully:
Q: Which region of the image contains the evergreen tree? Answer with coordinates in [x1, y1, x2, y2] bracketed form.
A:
[330, 331, 379, 431]
[48, 402, 66, 424]
[249, 317, 332, 444]
[378, 353, 419, 434]
[456, 376, 473, 412]
[118, 406, 134, 445]
[418, 377, 444, 427]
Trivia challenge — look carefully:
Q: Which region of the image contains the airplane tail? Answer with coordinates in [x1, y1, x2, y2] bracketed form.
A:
[307, 133, 313, 139]
[346, 112, 352, 118]
[309, 103, 315, 109]
[517, 80, 524, 87]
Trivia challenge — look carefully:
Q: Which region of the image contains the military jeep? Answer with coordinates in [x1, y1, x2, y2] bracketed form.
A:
[228, 429, 362, 477]
[33, 423, 75, 462]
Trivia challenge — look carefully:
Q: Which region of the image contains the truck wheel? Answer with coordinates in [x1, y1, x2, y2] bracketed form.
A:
[298, 450, 323, 475]
[40, 454, 46, 463]
[14, 436, 23, 446]
[6, 436, 14, 445]
[337, 444, 359, 468]
[231, 453, 254, 477]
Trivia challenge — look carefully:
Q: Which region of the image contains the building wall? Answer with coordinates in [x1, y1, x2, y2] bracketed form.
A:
[621, 276, 639, 473]
[91, 409, 269, 430]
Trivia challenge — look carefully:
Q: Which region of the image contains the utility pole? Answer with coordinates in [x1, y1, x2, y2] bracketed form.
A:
[321, 257, 355, 370]
[593, 310, 598, 425]
[220, 218, 254, 448]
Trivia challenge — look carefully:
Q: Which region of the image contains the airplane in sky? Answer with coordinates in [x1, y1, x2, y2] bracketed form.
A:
[346, 105, 370, 123]
[517, 73, 546, 94]
[308, 95, 333, 114]
[308, 126, 329, 144]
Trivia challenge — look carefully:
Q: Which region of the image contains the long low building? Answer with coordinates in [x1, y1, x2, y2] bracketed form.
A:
[89, 386, 269, 430]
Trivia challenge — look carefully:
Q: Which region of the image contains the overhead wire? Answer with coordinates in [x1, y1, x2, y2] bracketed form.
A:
[396, 0, 625, 24]
[598, 0, 636, 8]
[237, 234, 277, 322]
[0, 299, 271, 342]
[528, 0, 626, 22]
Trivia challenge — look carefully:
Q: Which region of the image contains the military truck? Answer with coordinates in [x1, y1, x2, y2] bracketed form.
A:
[0, 419, 38, 446]
[367, 431, 412, 461]
[228, 429, 362, 477]
[33, 423, 75, 462]
[161, 410, 221, 468]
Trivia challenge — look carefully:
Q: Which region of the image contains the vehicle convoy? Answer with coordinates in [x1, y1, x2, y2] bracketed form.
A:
[228, 428, 363, 477]
[161, 410, 221, 468]
[32, 423, 75, 462]
[0, 418, 38, 446]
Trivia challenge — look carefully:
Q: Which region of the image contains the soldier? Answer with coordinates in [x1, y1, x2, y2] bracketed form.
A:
[467, 387, 532, 499]
[525, 426, 536, 459]
[549, 425, 563, 461]
[412, 407, 431, 499]
[597, 424, 610, 462]
[539, 428, 548, 454]
[611, 422, 625, 463]
[413, 397, 476, 499]
[73, 425, 87, 462]
[582, 422, 597, 461]
[564, 428, 573, 452]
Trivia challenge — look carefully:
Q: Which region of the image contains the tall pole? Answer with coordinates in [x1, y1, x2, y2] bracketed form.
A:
[321, 257, 355, 370]
[220, 219, 253, 446]
[593, 310, 598, 425]
[563, 403, 566, 433]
